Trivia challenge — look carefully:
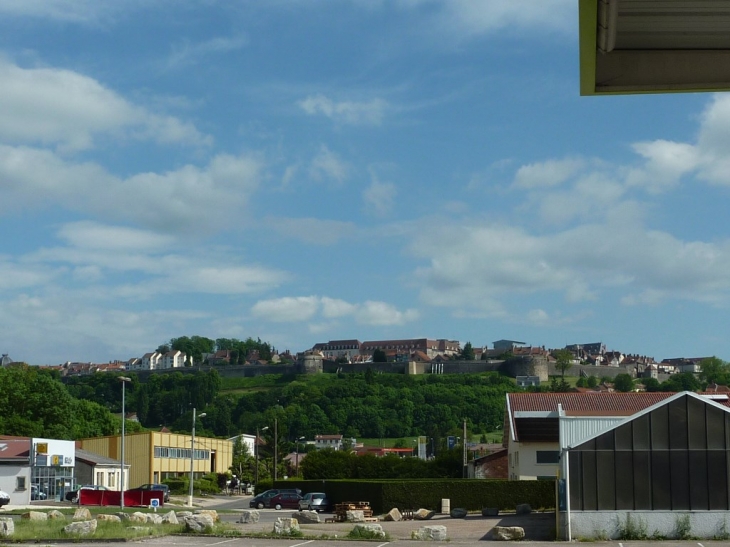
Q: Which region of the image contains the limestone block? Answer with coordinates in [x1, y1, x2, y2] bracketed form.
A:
[195, 509, 219, 522]
[293, 510, 320, 524]
[353, 523, 386, 539]
[183, 514, 215, 533]
[96, 514, 122, 523]
[162, 511, 179, 524]
[414, 508, 436, 520]
[450, 507, 468, 518]
[129, 512, 148, 523]
[64, 519, 98, 536]
[239, 510, 260, 524]
[273, 517, 300, 535]
[177, 511, 193, 518]
[515, 504, 531, 515]
[47, 510, 66, 520]
[384, 508, 402, 521]
[21, 511, 48, 521]
[346, 509, 365, 522]
[411, 525, 448, 541]
[146, 513, 163, 524]
[494, 526, 525, 540]
[0, 517, 14, 537]
[73, 507, 92, 521]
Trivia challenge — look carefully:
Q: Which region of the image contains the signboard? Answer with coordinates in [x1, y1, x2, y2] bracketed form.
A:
[36, 443, 48, 454]
[417, 436, 427, 460]
[447, 436, 456, 450]
[32, 438, 74, 467]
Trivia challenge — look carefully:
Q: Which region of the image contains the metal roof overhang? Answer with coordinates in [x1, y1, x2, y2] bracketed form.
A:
[580, 0, 730, 95]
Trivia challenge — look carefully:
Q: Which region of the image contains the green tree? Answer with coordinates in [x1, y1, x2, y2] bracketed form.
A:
[699, 357, 729, 385]
[554, 349, 573, 379]
[586, 376, 598, 388]
[460, 342, 475, 361]
[613, 373, 635, 392]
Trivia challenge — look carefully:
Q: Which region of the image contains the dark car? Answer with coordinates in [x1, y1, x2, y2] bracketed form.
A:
[0, 489, 9, 507]
[270, 491, 302, 510]
[128, 483, 170, 502]
[65, 484, 108, 502]
[249, 488, 301, 509]
[298, 492, 329, 512]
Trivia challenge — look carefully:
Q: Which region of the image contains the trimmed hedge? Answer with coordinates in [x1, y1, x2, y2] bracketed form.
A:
[274, 479, 555, 514]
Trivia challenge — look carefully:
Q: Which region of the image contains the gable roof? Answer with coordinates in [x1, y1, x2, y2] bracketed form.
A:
[74, 448, 122, 466]
[567, 391, 730, 451]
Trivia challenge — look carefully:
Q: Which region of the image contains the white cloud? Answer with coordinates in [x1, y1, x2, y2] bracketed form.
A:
[263, 217, 356, 245]
[0, 59, 211, 151]
[363, 180, 396, 217]
[167, 36, 249, 69]
[0, 147, 261, 234]
[409, 218, 730, 310]
[251, 296, 321, 322]
[0, 0, 143, 23]
[298, 94, 388, 126]
[357, 300, 419, 326]
[57, 222, 175, 251]
[309, 145, 349, 184]
[251, 295, 418, 326]
[513, 158, 584, 189]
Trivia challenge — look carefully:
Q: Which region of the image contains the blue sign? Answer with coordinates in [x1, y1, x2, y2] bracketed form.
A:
[150, 498, 160, 508]
[447, 436, 456, 450]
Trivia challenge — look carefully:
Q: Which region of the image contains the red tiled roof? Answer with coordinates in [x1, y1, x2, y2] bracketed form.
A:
[508, 392, 677, 416]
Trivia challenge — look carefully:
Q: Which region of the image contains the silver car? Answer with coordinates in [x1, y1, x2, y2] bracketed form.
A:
[298, 492, 329, 512]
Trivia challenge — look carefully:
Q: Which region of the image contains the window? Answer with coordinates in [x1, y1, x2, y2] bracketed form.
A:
[536, 451, 560, 464]
[108, 473, 115, 487]
[97, 472, 104, 485]
[17, 476, 26, 490]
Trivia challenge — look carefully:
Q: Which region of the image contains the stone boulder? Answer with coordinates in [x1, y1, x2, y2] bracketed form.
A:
[353, 523, 386, 539]
[346, 509, 365, 522]
[273, 517, 300, 535]
[183, 513, 215, 533]
[47, 510, 66, 520]
[21, 511, 48, 521]
[129, 512, 148, 523]
[177, 510, 193, 518]
[97, 514, 122, 523]
[384, 508, 402, 521]
[64, 519, 98, 536]
[146, 513, 163, 524]
[0, 517, 14, 537]
[195, 509, 219, 522]
[239, 510, 260, 524]
[515, 504, 532, 515]
[293, 510, 320, 524]
[411, 525, 448, 541]
[414, 508, 436, 520]
[493, 526, 526, 540]
[482, 507, 499, 517]
[450, 507, 468, 518]
[162, 511, 178, 525]
[73, 507, 92, 521]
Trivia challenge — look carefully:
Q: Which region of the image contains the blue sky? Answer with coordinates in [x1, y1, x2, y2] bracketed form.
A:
[2, 0, 729, 365]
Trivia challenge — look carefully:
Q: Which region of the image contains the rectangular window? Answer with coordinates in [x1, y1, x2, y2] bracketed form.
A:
[109, 473, 115, 487]
[536, 451, 560, 464]
[16, 476, 26, 490]
[96, 471, 104, 485]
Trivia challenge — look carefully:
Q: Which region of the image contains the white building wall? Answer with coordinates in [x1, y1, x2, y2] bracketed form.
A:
[0, 466, 31, 505]
[567, 511, 730, 541]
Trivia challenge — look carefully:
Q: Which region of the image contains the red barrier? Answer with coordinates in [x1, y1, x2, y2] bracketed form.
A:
[78, 489, 164, 507]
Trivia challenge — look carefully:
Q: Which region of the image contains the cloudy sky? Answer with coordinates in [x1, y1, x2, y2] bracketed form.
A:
[2, 0, 729, 364]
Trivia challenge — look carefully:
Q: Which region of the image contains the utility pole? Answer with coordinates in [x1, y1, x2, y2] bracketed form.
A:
[273, 418, 278, 482]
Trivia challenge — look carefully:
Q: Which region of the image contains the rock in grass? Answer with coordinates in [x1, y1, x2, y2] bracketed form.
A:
[64, 519, 98, 536]
[0, 517, 14, 537]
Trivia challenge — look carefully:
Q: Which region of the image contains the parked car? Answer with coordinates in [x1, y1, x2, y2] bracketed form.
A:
[127, 483, 170, 502]
[270, 491, 302, 510]
[30, 484, 47, 500]
[65, 484, 109, 502]
[298, 492, 329, 512]
[249, 488, 302, 509]
[0, 489, 9, 507]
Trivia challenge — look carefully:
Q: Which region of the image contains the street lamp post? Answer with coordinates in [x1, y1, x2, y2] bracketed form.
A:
[295, 436, 305, 476]
[273, 418, 278, 482]
[118, 377, 131, 510]
[255, 426, 269, 487]
[187, 408, 206, 507]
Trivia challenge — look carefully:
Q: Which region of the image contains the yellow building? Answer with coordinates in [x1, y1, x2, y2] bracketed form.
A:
[80, 431, 232, 489]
